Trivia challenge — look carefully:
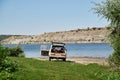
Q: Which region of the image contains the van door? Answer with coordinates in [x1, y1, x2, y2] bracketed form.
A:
[40, 45, 49, 56]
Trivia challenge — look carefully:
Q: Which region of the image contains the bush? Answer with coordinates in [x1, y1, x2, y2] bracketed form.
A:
[0, 58, 19, 73]
[0, 58, 18, 80]
[107, 27, 120, 70]
[0, 44, 9, 60]
[8, 45, 25, 57]
[0, 71, 16, 80]
[0, 44, 20, 80]
[108, 52, 120, 71]
[95, 71, 120, 80]
[92, 27, 97, 30]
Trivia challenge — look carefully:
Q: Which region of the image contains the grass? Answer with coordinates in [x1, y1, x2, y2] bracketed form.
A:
[11, 57, 109, 80]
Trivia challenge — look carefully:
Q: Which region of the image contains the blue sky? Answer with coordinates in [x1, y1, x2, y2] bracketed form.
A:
[0, 0, 109, 35]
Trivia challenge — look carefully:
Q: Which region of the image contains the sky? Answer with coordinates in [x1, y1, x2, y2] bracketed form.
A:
[0, 0, 109, 35]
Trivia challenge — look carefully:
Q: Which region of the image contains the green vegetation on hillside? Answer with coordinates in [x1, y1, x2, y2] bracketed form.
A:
[0, 35, 23, 41]
[0, 35, 12, 41]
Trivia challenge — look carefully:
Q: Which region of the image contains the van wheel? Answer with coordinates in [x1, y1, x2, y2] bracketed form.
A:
[49, 57, 51, 61]
[63, 58, 66, 61]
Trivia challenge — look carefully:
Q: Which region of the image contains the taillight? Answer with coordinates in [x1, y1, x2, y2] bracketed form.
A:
[61, 54, 66, 56]
[51, 54, 55, 55]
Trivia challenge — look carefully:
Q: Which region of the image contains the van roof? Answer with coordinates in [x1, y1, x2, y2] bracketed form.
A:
[51, 42, 65, 46]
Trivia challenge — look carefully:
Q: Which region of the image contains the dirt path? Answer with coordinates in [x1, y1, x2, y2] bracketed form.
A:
[34, 57, 108, 65]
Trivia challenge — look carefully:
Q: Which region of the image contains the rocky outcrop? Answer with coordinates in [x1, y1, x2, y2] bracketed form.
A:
[1, 28, 109, 44]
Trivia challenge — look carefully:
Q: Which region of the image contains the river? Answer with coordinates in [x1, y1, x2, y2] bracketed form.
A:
[3, 43, 113, 58]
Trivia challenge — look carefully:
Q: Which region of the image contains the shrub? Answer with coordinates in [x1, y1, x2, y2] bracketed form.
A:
[0, 44, 19, 80]
[0, 71, 16, 80]
[0, 58, 19, 73]
[8, 45, 25, 57]
[0, 44, 9, 60]
[0, 58, 18, 80]
[92, 27, 97, 30]
[95, 71, 120, 80]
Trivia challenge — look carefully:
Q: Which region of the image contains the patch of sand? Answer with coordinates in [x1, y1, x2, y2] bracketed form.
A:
[34, 57, 108, 65]
[67, 57, 108, 65]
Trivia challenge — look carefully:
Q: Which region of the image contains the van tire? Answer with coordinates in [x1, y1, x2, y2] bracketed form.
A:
[63, 58, 66, 61]
[49, 57, 51, 61]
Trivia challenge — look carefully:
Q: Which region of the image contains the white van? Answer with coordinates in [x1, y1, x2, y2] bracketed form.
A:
[41, 42, 67, 61]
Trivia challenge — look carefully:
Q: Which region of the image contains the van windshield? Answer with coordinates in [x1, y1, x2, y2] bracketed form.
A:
[51, 46, 65, 53]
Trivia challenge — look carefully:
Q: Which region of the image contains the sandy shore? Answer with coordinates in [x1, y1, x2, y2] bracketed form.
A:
[34, 57, 108, 65]
[67, 57, 108, 65]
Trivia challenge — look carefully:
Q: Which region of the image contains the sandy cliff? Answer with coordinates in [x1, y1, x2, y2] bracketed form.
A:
[1, 28, 109, 44]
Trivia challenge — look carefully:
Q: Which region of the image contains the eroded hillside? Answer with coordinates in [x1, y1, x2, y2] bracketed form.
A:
[1, 28, 109, 44]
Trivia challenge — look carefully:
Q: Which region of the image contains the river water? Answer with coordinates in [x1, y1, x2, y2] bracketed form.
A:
[3, 43, 113, 58]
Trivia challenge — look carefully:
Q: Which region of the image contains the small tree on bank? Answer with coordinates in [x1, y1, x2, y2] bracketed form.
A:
[93, 0, 120, 70]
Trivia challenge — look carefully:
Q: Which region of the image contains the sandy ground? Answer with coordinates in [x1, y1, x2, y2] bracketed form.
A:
[67, 57, 108, 65]
[34, 57, 108, 65]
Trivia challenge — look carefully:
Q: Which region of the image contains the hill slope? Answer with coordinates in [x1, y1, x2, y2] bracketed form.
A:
[1, 28, 109, 44]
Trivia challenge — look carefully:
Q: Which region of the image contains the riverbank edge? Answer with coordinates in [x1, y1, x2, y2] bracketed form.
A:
[33, 57, 108, 66]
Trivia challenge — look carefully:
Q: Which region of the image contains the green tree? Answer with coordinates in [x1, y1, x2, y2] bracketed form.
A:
[93, 0, 120, 70]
